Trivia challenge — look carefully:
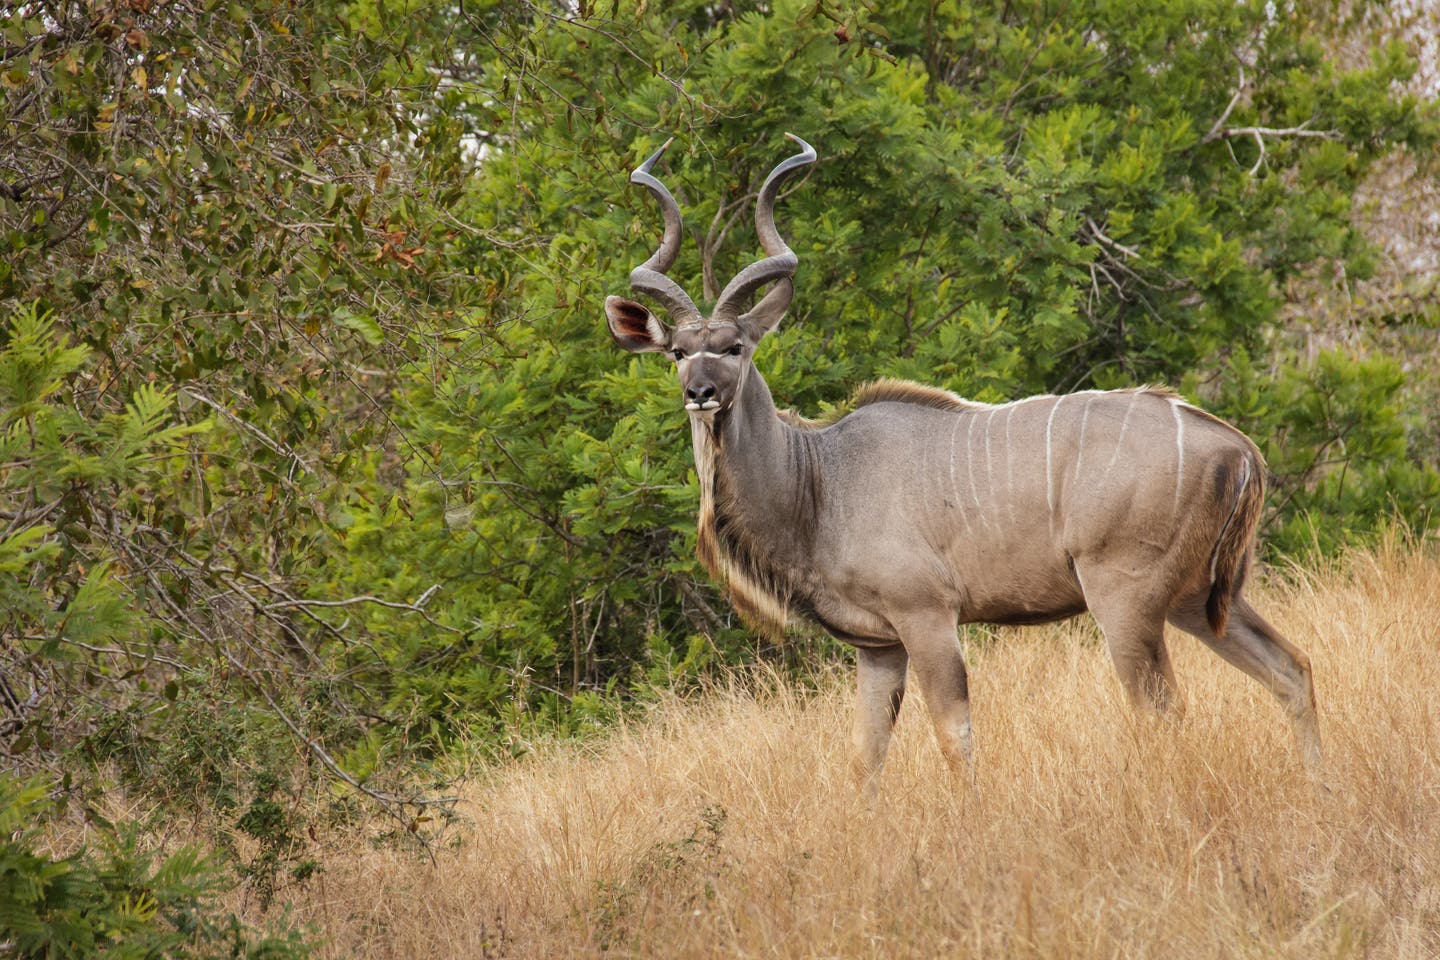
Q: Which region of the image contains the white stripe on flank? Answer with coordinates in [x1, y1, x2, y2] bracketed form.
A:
[948, 412, 971, 534]
[1004, 405, 1018, 525]
[1045, 395, 1064, 526]
[950, 391, 1057, 416]
[1107, 392, 1139, 473]
[1073, 394, 1093, 484]
[965, 415, 983, 519]
[984, 408, 997, 528]
[1170, 399, 1186, 517]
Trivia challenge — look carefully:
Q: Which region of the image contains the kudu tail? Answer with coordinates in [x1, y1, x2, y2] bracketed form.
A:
[1205, 451, 1265, 636]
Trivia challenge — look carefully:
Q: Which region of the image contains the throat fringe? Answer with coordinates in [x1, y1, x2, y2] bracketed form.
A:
[691, 416, 794, 639]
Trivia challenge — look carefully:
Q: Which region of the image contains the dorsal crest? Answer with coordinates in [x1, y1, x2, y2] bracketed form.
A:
[852, 378, 970, 411]
[772, 378, 981, 432]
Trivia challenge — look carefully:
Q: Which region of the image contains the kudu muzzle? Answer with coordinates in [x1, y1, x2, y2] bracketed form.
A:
[684, 378, 719, 411]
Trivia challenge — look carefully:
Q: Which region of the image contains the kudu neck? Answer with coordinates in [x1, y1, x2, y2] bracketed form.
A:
[717, 362, 785, 462]
[706, 364, 820, 539]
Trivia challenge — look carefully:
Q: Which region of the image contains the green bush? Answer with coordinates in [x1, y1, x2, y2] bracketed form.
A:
[0, 775, 313, 959]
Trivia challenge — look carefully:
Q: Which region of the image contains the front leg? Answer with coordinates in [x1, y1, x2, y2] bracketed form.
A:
[853, 644, 908, 795]
[895, 609, 973, 779]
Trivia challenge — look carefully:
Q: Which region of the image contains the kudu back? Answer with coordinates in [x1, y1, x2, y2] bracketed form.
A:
[604, 134, 1321, 787]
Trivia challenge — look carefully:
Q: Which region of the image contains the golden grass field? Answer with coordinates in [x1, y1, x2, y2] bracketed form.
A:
[251, 543, 1440, 958]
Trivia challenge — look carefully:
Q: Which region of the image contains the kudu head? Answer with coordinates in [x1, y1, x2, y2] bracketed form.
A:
[605, 134, 816, 417]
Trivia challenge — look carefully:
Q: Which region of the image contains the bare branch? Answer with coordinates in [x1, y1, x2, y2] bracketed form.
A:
[1, 498, 63, 537]
[1085, 217, 1140, 260]
[1200, 67, 1342, 174]
[43, 638, 187, 671]
[701, 195, 749, 303]
[1206, 123, 1343, 146]
[264, 585, 443, 614]
[676, 576, 727, 636]
[180, 388, 312, 475]
[1202, 67, 1248, 144]
[215, 643, 459, 852]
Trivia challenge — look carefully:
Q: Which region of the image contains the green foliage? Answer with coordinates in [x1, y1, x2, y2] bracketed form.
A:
[81, 673, 320, 875]
[234, 773, 313, 911]
[2, 0, 477, 795]
[314, 0, 1438, 745]
[0, 302, 201, 681]
[3, 0, 1437, 779]
[1196, 345, 1440, 556]
[0, 304, 332, 908]
[0, 775, 313, 958]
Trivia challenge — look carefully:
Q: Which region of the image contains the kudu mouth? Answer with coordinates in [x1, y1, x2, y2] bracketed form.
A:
[683, 383, 727, 414]
[623, 131, 816, 341]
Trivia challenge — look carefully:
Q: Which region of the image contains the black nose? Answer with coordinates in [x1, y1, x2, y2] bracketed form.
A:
[685, 382, 717, 404]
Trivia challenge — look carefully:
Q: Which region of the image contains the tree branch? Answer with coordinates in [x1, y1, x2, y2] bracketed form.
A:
[1202, 66, 1248, 144]
[1084, 216, 1140, 259]
[1200, 67, 1342, 174]
[180, 387, 312, 476]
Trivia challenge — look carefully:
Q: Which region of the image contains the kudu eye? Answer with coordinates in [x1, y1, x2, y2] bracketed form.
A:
[671, 349, 684, 362]
[728, 344, 744, 357]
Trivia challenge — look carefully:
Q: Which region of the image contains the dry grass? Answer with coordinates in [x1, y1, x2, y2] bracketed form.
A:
[253, 543, 1440, 958]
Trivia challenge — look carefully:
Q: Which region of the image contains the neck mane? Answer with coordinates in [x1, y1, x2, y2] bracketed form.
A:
[690, 370, 824, 638]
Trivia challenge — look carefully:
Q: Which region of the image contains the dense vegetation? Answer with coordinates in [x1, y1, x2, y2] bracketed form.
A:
[2, 0, 1437, 947]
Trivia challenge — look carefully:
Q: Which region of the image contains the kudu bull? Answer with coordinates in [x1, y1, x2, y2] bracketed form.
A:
[604, 134, 1322, 787]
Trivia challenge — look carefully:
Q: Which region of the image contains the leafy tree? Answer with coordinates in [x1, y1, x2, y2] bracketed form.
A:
[324, 0, 1437, 740]
[1, 0, 478, 817]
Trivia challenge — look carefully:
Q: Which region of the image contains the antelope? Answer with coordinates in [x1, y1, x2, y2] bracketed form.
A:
[604, 134, 1322, 788]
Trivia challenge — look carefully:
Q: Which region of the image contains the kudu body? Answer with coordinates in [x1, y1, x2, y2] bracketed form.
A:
[605, 135, 1321, 786]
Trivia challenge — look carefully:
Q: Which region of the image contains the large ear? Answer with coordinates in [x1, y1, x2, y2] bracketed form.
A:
[605, 295, 672, 353]
[736, 278, 793, 340]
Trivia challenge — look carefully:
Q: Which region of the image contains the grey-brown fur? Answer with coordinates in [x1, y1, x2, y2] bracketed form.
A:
[605, 135, 1322, 790]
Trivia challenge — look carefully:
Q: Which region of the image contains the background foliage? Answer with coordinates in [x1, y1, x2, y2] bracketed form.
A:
[2, 0, 1438, 937]
[0, 775, 312, 958]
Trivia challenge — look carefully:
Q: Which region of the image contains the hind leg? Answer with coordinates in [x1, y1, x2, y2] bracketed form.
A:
[853, 644, 908, 794]
[1168, 594, 1322, 775]
[1077, 564, 1182, 715]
